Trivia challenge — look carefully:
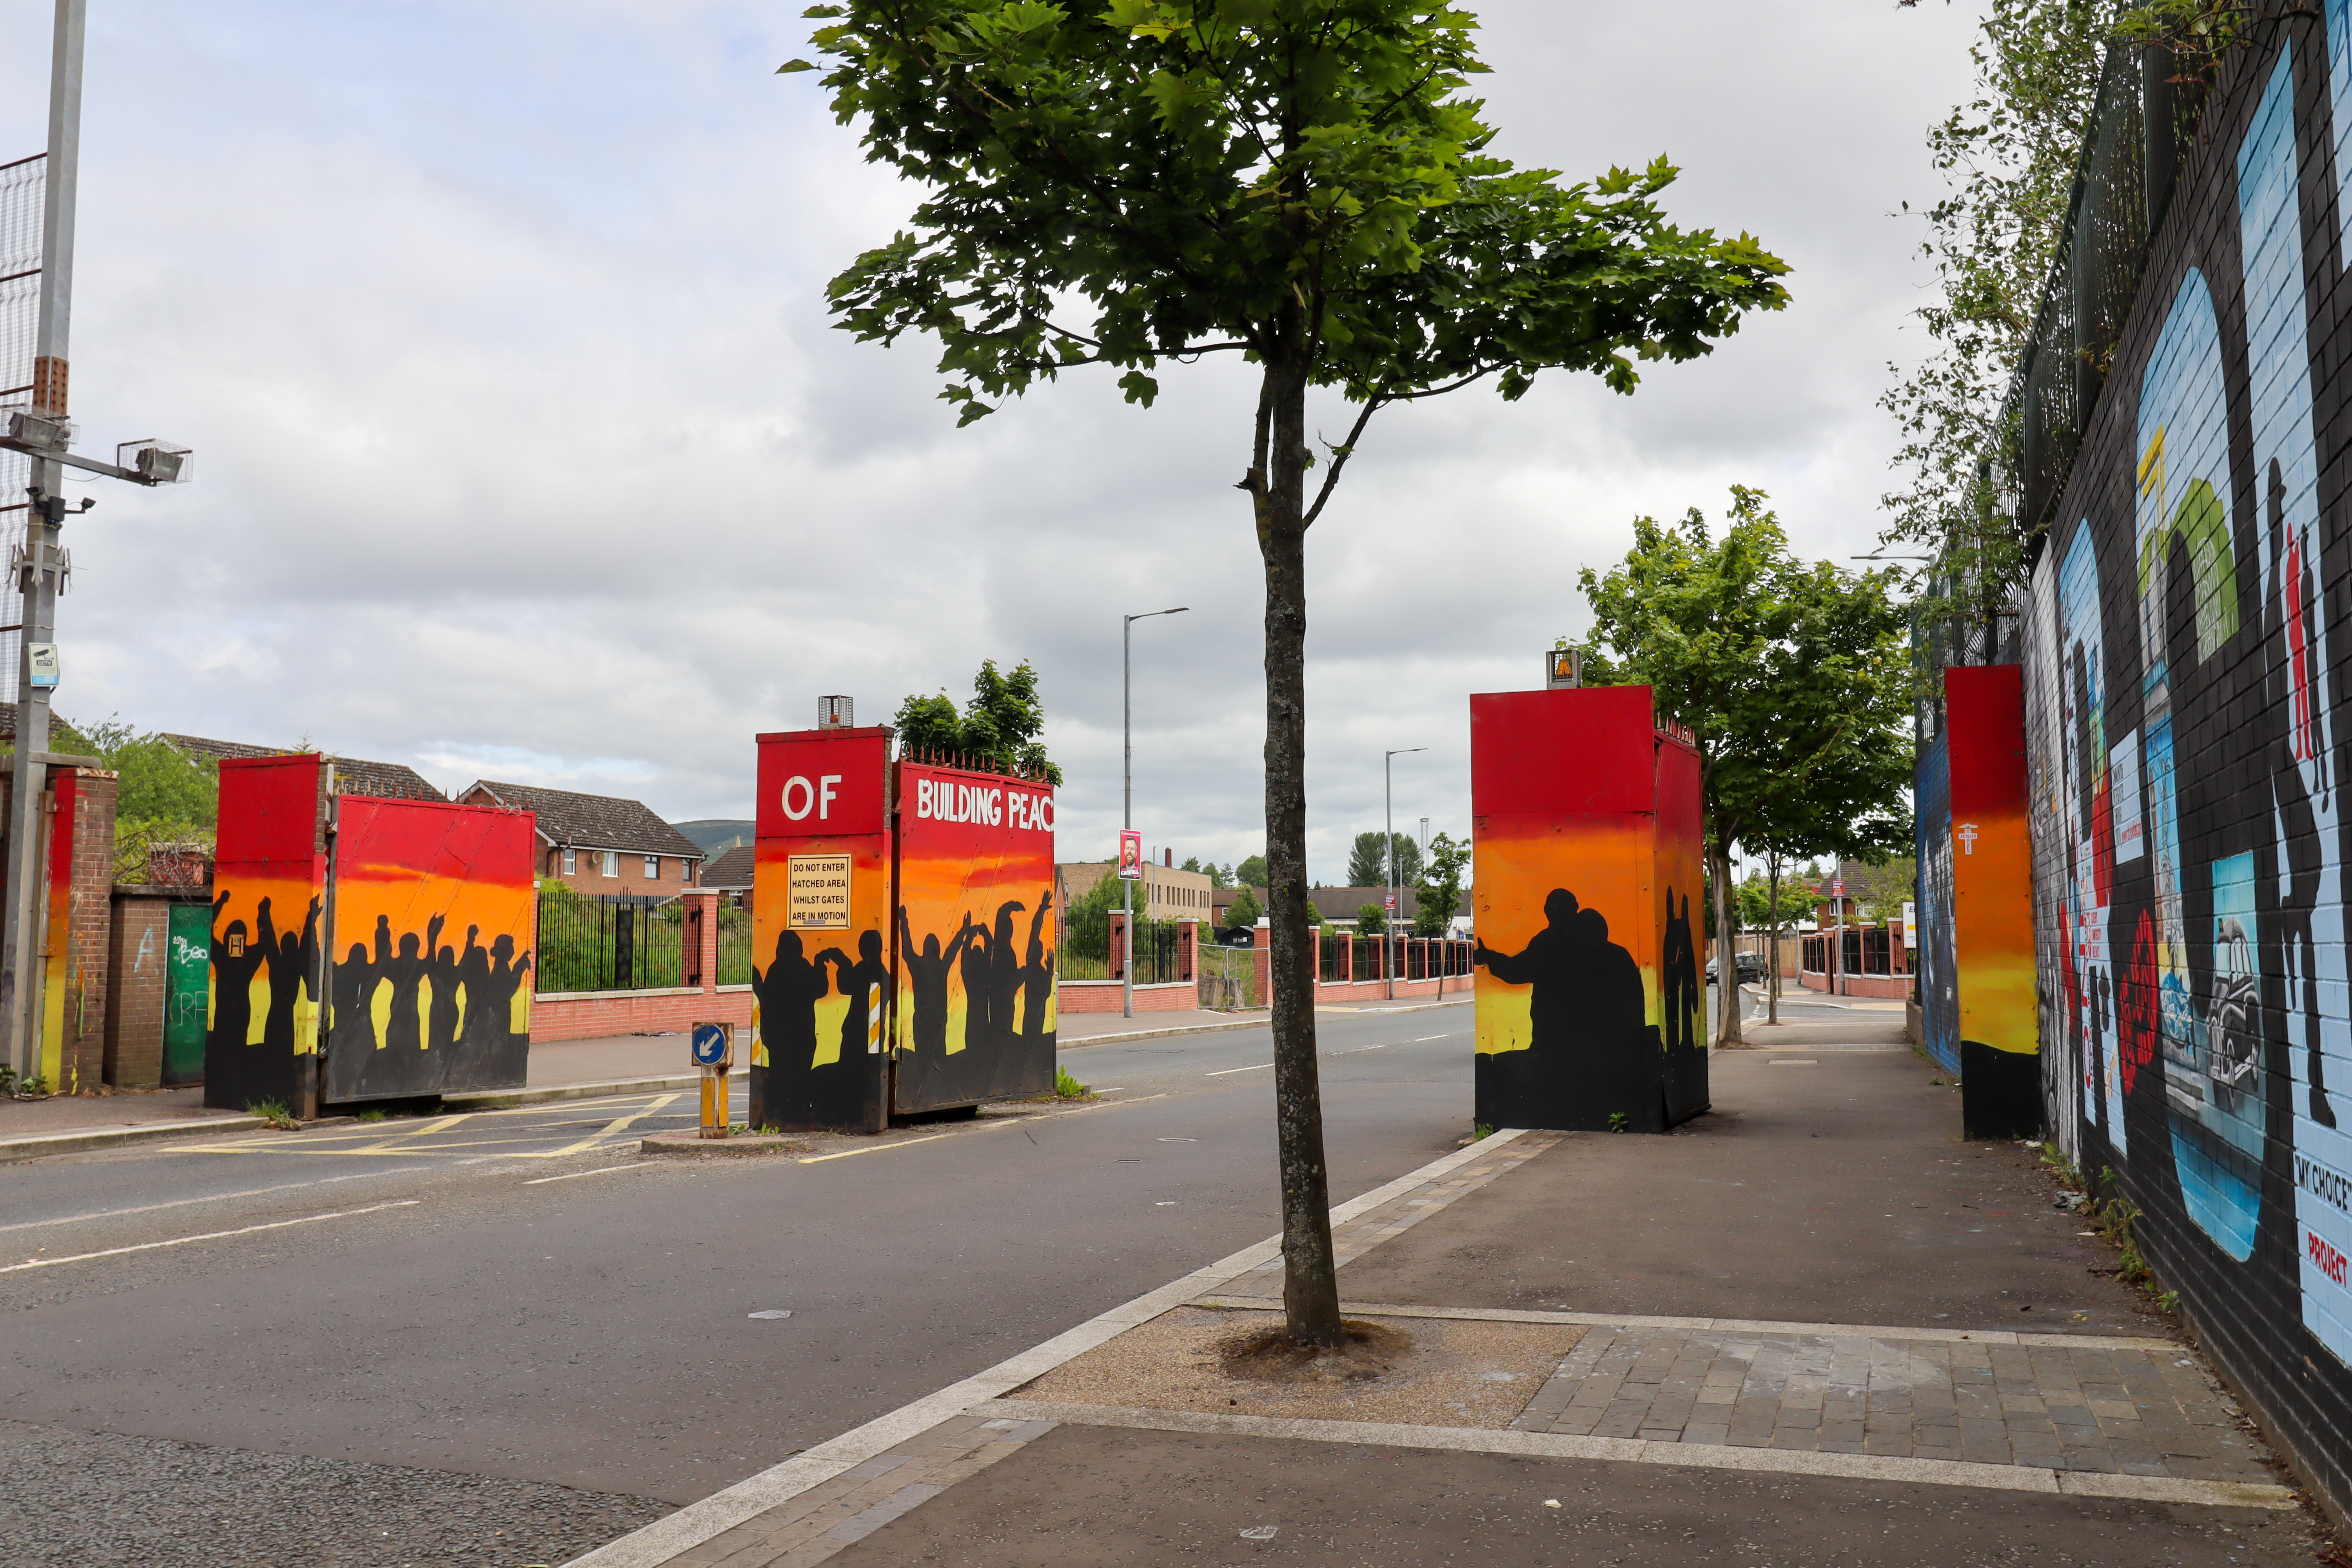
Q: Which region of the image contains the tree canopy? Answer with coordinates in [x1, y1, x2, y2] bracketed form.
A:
[1345, 830, 1421, 888]
[795, 0, 1788, 1347]
[1412, 830, 1469, 936]
[1579, 487, 1914, 1041]
[892, 658, 1062, 782]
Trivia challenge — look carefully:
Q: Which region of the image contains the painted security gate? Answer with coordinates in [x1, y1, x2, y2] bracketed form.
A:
[322, 796, 537, 1103]
[748, 727, 1057, 1132]
[205, 755, 539, 1111]
[1468, 685, 1707, 1133]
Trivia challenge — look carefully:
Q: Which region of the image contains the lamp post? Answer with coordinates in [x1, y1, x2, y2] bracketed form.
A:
[1123, 605, 1187, 1017]
[1383, 747, 1425, 1000]
[0, 0, 191, 1089]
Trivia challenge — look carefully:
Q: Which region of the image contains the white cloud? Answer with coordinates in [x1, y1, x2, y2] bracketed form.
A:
[0, 0, 1982, 880]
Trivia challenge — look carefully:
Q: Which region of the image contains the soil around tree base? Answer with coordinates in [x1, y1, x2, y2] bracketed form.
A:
[1216, 1318, 1412, 1383]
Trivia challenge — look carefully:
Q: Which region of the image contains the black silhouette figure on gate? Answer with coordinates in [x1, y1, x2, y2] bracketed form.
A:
[956, 918, 995, 1051]
[377, 916, 430, 1054]
[209, 891, 267, 1051]
[898, 908, 976, 1062]
[985, 899, 1027, 1054]
[257, 895, 321, 1053]
[1018, 894, 1055, 1041]
[821, 929, 891, 1066]
[454, 926, 493, 1053]
[424, 914, 463, 1054]
[334, 936, 384, 1053]
[752, 929, 833, 1071]
[1474, 888, 1654, 1130]
[1661, 888, 1698, 1055]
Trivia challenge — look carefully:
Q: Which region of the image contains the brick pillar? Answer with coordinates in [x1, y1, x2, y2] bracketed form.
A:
[1107, 907, 1128, 981]
[1176, 918, 1197, 982]
[683, 888, 720, 996]
[1250, 920, 1268, 1000]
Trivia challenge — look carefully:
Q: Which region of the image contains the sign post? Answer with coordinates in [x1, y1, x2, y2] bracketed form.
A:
[692, 1021, 733, 1139]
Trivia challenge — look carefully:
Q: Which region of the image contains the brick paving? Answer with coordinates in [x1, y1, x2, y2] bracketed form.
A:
[1507, 1323, 2272, 1484]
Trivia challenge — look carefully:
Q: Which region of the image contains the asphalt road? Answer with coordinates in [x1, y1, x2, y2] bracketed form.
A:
[0, 1001, 1476, 1562]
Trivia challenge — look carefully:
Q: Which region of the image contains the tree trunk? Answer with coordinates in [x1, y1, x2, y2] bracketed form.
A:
[1255, 344, 1344, 1348]
[1711, 840, 1743, 1046]
[1766, 850, 1781, 1026]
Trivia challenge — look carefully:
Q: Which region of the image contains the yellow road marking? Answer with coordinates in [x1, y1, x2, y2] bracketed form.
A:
[519, 1093, 684, 1158]
[350, 1112, 469, 1152]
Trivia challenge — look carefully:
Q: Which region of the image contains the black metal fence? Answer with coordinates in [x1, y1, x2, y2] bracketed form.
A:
[715, 904, 753, 987]
[535, 888, 684, 994]
[1109, 921, 1185, 985]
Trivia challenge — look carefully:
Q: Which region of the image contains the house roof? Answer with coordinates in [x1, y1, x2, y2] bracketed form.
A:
[1307, 885, 1423, 921]
[462, 779, 702, 859]
[163, 733, 444, 803]
[701, 843, 754, 890]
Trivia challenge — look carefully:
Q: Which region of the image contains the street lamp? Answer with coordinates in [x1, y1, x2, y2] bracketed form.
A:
[1383, 747, 1426, 1000]
[1123, 605, 1188, 1017]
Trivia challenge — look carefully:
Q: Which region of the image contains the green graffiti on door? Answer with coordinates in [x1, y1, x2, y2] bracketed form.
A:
[163, 902, 210, 1085]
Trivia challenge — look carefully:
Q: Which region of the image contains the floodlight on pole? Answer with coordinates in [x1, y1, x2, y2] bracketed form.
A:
[1383, 747, 1426, 1001]
[1122, 605, 1188, 1018]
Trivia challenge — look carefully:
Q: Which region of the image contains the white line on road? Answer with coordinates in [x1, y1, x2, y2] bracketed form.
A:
[0, 1200, 423, 1274]
[523, 1162, 660, 1185]
[1205, 1063, 1272, 1076]
[0, 1169, 406, 1234]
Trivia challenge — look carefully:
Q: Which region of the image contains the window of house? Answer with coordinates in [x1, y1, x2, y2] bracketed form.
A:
[601, 850, 619, 877]
[645, 855, 660, 880]
[563, 848, 577, 875]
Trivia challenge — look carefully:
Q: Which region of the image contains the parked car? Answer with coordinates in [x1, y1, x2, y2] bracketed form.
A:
[1705, 952, 1770, 985]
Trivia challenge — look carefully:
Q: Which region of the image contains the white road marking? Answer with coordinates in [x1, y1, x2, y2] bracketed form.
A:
[0, 1170, 401, 1234]
[0, 1200, 422, 1274]
[523, 1162, 659, 1186]
[1206, 1063, 1272, 1076]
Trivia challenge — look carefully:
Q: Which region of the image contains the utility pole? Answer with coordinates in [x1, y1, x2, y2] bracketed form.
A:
[1122, 606, 1186, 1016]
[0, 0, 190, 1089]
[1383, 748, 1423, 1001]
[1, 0, 84, 1089]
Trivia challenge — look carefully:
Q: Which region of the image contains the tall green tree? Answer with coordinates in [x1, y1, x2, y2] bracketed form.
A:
[1412, 829, 1468, 936]
[893, 658, 1063, 782]
[1579, 488, 1913, 1045]
[1235, 853, 1268, 889]
[1881, 0, 2105, 626]
[793, 0, 1788, 1346]
[1344, 830, 1420, 888]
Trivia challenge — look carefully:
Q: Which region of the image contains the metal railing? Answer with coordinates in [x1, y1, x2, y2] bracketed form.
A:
[534, 888, 683, 994]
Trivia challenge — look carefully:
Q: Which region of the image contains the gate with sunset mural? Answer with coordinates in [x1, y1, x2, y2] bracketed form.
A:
[1468, 684, 1706, 1134]
[747, 724, 1056, 1132]
[205, 755, 537, 1113]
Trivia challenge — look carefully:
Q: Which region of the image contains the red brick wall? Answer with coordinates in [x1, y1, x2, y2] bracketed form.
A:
[528, 888, 737, 1041]
[60, 769, 116, 1093]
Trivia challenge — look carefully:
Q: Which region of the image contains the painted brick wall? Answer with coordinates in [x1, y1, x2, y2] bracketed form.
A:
[2020, 17, 2352, 1525]
[104, 891, 171, 1089]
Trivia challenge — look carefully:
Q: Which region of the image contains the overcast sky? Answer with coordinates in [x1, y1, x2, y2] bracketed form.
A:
[0, 0, 1980, 880]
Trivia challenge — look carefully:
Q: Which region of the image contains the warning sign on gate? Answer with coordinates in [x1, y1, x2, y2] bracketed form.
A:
[787, 853, 852, 929]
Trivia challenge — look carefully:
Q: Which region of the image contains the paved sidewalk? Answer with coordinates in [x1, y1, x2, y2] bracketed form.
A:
[570, 1014, 2337, 1568]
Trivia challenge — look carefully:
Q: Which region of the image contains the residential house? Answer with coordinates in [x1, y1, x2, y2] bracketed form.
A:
[701, 843, 754, 906]
[458, 780, 704, 895]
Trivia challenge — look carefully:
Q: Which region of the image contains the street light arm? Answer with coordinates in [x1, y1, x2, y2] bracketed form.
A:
[0, 433, 151, 485]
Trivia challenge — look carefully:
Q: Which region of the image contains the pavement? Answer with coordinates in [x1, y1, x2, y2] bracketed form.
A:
[567, 1010, 2339, 1568]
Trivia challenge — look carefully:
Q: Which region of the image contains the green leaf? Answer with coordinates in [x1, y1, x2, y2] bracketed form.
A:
[775, 58, 818, 74]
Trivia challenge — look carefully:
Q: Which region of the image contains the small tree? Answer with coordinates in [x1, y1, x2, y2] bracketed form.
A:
[1235, 853, 1268, 889]
[1412, 830, 1469, 936]
[1580, 488, 1913, 1045]
[1226, 885, 1263, 928]
[893, 658, 1062, 781]
[793, 0, 1787, 1347]
[1356, 901, 1385, 935]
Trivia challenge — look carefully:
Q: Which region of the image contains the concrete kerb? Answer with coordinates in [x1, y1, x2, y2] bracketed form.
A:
[0, 1114, 269, 1162]
[560, 1126, 1538, 1568]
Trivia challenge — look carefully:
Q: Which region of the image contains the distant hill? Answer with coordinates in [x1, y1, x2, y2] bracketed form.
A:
[673, 818, 754, 855]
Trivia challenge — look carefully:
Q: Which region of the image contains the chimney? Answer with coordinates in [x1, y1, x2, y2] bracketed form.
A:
[1165, 848, 1174, 867]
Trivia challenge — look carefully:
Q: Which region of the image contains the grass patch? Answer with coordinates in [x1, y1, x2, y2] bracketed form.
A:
[1608, 1110, 1630, 1133]
[1471, 1122, 1495, 1142]
[2040, 1142, 2168, 1303]
[247, 1099, 300, 1130]
[1055, 1066, 1089, 1099]
[354, 1109, 388, 1123]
